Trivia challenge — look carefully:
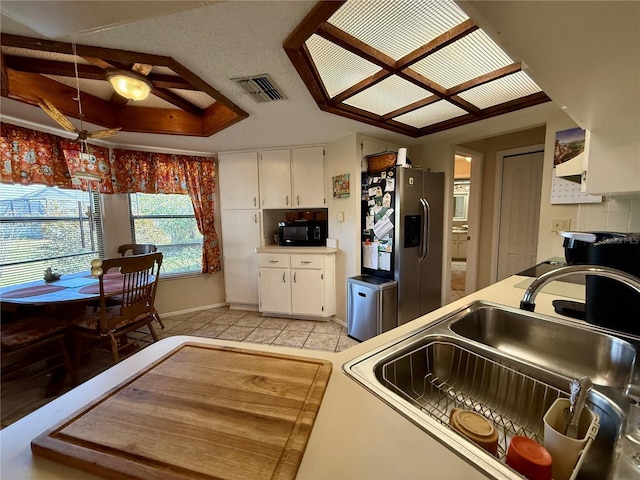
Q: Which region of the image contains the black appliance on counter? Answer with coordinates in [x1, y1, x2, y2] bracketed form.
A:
[278, 220, 327, 246]
[560, 231, 640, 335]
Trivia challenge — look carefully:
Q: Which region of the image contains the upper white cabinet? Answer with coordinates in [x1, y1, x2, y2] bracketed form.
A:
[218, 151, 259, 209]
[259, 146, 325, 209]
[259, 149, 291, 208]
[292, 146, 325, 208]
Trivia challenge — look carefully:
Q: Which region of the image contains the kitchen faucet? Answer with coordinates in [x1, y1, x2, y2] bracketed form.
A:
[520, 265, 640, 312]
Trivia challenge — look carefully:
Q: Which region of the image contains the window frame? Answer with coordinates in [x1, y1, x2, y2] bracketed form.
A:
[0, 184, 103, 287]
[127, 193, 203, 278]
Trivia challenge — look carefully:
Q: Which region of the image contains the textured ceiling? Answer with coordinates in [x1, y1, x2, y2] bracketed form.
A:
[0, 1, 577, 154]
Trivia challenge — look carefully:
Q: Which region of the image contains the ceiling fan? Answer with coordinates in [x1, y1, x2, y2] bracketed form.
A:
[38, 99, 121, 141]
[38, 39, 121, 142]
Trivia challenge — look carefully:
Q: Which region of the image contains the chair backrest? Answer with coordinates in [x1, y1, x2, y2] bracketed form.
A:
[96, 252, 163, 334]
[117, 243, 158, 256]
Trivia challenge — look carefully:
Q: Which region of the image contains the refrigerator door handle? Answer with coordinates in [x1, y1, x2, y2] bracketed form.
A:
[419, 197, 430, 261]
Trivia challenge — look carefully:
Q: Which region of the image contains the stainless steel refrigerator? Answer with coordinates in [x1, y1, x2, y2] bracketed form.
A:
[361, 166, 444, 326]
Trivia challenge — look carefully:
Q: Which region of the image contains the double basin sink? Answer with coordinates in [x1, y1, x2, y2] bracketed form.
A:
[344, 301, 639, 480]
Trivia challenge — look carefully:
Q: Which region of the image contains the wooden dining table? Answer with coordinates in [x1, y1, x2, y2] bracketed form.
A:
[0, 271, 125, 306]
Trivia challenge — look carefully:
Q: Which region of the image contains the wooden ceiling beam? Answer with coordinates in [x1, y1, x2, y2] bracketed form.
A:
[331, 69, 391, 104]
[396, 19, 479, 69]
[283, 1, 346, 49]
[447, 62, 523, 95]
[317, 22, 396, 70]
[381, 95, 440, 121]
[3, 56, 107, 80]
[151, 88, 203, 116]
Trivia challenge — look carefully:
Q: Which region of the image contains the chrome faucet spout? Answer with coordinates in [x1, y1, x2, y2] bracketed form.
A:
[519, 265, 640, 312]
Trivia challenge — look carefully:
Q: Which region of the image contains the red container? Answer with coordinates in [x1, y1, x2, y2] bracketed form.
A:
[506, 436, 552, 480]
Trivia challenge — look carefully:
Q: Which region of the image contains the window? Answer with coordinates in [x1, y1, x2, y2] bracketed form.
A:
[128, 193, 202, 276]
[0, 183, 102, 287]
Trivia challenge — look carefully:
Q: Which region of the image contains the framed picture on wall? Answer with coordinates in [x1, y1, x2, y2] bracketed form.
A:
[333, 173, 350, 199]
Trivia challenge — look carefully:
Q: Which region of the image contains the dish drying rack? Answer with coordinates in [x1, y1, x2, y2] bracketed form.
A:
[380, 340, 570, 461]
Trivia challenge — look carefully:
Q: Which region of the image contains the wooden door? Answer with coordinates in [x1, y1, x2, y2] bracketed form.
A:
[497, 151, 544, 280]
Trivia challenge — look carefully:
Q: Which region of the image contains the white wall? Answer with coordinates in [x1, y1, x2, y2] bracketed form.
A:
[325, 133, 361, 323]
[537, 113, 640, 260]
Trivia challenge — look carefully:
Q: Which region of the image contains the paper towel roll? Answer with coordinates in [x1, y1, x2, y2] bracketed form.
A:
[397, 147, 407, 166]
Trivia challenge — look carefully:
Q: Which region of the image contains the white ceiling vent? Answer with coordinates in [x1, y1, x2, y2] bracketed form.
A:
[233, 74, 286, 103]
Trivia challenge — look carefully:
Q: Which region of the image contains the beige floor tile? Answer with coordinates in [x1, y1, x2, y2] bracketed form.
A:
[284, 320, 316, 333]
[303, 333, 339, 352]
[243, 327, 281, 344]
[192, 323, 229, 338]
[234, 316, 264, 327]
[273, 330, 309, 348]
[259, 317, 291, 329]
[336, 334, 360, 352]
[215, 325, 255, 341]
[164, 321, 208, 335]
[208, 313, 241, 325]
[312, 321, 343, 335]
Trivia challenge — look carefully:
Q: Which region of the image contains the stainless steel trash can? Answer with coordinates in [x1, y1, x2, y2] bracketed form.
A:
[347, 275, 397, 342]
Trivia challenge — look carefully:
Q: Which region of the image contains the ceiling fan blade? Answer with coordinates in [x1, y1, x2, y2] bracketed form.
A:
[87, 128, 121, 139]
[38, 99, 79, 134]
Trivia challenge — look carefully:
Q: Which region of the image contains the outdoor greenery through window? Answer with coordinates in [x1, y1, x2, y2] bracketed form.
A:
[0, 183, 102, 287]
[128, 193, 202, 276]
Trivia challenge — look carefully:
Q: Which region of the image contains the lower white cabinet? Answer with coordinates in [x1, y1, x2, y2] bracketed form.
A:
[258, 250, 335, 319]
[221, 210, 261, 308]
[451, 232, 468, 260]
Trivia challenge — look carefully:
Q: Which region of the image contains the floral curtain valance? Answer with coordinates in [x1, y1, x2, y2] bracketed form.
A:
[1, 122, 221, 274]
[0, 122, 111, 191]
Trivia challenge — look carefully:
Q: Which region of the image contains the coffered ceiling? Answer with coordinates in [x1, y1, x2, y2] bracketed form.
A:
[1, 33, 248, 137]
[284, 0, 551, 138]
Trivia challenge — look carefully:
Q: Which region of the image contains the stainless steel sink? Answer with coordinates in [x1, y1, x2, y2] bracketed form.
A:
[448, 303, 636, 388]
[343, 300, 640, 480]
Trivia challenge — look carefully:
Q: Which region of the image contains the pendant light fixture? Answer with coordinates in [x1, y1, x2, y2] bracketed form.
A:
[106, 69, 153, 101]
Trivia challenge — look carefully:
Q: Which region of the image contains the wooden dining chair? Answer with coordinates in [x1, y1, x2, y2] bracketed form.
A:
[102, 243, 164, 330]
[1, 316, 77, 395]
[117, 243, 157, 256]
[71, 252, 163, 365]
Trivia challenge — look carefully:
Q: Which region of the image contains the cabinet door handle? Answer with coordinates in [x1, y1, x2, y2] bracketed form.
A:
[254, 214, 257, 224]
[286, 195, 289, 206]
[282, 272, 286, 283]
[296, 195, 300, 205]
[253, 196, 257, 207]
[268, 260, 279, 263]
[293, 272, 297, 283]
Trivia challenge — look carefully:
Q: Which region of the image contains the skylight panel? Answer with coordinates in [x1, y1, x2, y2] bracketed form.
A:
[305, 34, 381, 98]
[457, 71, 542, 109]
[343, 75, 429, 115]
[411, 30, 513, 89]
[328, 0, 469, 60]
[393, 100, 467, 128]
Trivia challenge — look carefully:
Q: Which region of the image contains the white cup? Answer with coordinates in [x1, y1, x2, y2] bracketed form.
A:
[543, 398, 599, 480]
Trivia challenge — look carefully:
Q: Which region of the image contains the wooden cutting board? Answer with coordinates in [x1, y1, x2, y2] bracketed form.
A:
[31, 343, 332, 480]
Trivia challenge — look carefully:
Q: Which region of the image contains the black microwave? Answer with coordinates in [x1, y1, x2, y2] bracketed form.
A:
[278, 221, 327, 246]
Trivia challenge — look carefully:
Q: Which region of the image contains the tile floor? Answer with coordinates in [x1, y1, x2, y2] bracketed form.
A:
[1, 306, 359, 428]
[2, 283, 465, 430]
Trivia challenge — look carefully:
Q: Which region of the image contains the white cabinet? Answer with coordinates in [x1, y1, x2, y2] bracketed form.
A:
[291, 146, 325, 208]
[451, 232, 468, 260]
[258, 250, 335, 319]
[259, 149, 291, 208]
[258, 254, 291, 313]
[259, 146, 325, 209]
[221, 210, 261, 308]
[218, 151, 259, 209]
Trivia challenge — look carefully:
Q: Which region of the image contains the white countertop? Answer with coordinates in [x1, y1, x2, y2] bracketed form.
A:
[256, 246, 337, 254]
[0, 275, 589, 479]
